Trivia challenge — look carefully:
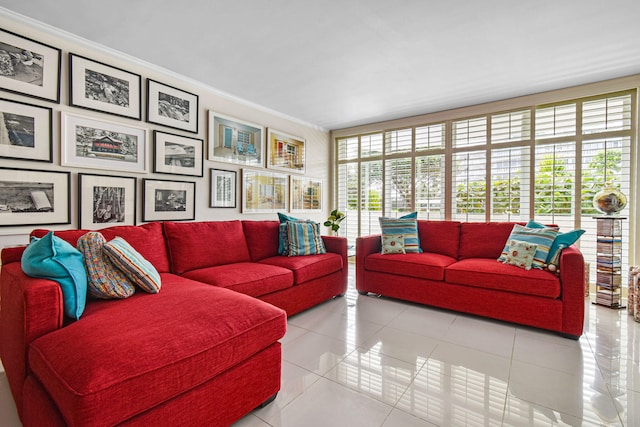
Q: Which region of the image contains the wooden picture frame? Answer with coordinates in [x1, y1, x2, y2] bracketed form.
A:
[146, 79, 198, 133]
[153, 130, 203, 177]
[209, 168, 236, 208]
[290, 176, 322, 212]
[0, 28, 61, 103]
[241, 168, 288, 213]
[78, 173, 136, 230]
[267, 128, 305, 173]
[69, 53, 142, 120]
[0, 98, 52, 162]
[142, 178, 195, 221]
[0, 167, 69, 227]
[62, 112, 147, 173]
[208, 111, 264, 166]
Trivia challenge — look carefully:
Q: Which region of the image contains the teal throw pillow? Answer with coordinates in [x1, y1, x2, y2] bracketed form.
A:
[278, 212, 298, 255]
[379, 212, 421, 253]
[526, 220, 585, 266]
[21, 231, 87, 320]
[287, 220, 326, 256]
[103, 237, 161, 293]
[498, 224, 558, 269]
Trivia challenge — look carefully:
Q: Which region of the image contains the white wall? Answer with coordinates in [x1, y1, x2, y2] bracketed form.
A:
[0, 10, 331, 250]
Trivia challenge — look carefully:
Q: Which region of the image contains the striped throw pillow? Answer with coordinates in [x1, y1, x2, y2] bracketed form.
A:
[77, 232, 135, 299]
[286, 220, 326, 256]
[104, 237, 161, 293]
[379, 216, 421, 253]
[498, 224, 559, 269]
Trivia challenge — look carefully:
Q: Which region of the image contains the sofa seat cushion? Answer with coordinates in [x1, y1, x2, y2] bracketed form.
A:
[182, 262, 294, 297]
[365, 252, 457, 281]
[28, 273, 286, 427]
[445, 258, 561, 298]
[259, 253, 343, 285]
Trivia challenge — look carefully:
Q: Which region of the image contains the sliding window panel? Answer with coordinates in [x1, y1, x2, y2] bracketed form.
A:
[415, 154, 445, 220]
[533, 142, 576, 229]
[535, 104, 577, 140]
[360, 160, 383, 236]
[452, 150, 486, 222]
[490, 146, 530, 222]
[384, 157, 413, 216]
[337, 162, 359, 244]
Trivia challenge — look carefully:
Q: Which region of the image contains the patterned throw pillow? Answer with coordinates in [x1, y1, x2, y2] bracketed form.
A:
[278, 212, 299, 255]
[287, 220, 326, 256]
[525, 220, 585, 267]
[382, 234, 405, 254]
[379, 212, 421, 253]
[77, 232, 135, 299]
[103, 237, 161, 293]
[497, 224, 558, 269]
[503, 239, 538, 270]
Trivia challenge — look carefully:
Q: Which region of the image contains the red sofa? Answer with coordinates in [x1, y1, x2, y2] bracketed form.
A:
[356, 221, 585, 338]
[0, 220, 348, 426]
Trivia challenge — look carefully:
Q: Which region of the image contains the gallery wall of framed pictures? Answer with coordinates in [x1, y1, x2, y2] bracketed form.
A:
[0, 17, 330, 237]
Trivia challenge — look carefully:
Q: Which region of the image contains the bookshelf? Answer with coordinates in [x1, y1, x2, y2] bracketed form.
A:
[594, 216, 626, 309]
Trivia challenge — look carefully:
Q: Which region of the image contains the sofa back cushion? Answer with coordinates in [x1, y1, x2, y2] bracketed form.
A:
[242, 220, 280, 261]
[31, 222, 170, 273]
[164, 220, 250, 274]
[458, 222, 523, 260]
[417, 220, 461, 258]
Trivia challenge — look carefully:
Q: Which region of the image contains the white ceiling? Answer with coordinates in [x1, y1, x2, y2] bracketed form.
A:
[2, 0, 640, 130]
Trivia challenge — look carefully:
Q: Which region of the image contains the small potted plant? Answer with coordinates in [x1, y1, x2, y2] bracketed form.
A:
[324, 209, 346, 234]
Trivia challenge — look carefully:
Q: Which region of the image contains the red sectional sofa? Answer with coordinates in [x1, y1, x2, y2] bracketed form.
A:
[0, 220, 348, 426]
[356, 220, 585, 338]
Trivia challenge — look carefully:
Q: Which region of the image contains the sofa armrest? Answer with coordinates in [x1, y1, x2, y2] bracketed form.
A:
[0, 255, 64, 417]
[322, 235, 349, 293]
[559, 245, 585, 337]
[355, 234, 381, 292]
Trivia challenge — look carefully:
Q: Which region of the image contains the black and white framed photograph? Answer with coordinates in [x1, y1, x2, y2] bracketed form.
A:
[267, 128, 306, 173]
[143, 178, 195, 221]
[153, 130, 203, 177]
[0, 28, 61, 103]
[0, 167, 69, 227]
[146, 79, 198, 133]
[78, 173, 136, 230]
[241, 168, 288, 213]
[0, 98, 52, 162]
[62, 112, 147, 173]
[69, 53, 142, 120]
[209, 168, 236, 208]
[290, 176, 322, 212]
[208, 111, 264, 166]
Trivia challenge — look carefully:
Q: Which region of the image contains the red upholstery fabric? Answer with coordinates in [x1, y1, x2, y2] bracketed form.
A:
[28, 274, 286, 427]
[31, 222, 171, 273]
[445, 258, 561, 298]
[242, 220, 280, 261]
[163, 220, 250, 274]
[259, 253, 343, 285]
[182, 262, 293, 297]
[458, 222, 521, 260]
[417, 220, 461, 258]
[365, 252, 457, 281]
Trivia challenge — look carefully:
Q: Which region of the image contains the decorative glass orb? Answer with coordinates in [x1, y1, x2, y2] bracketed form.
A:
[593, 182, 627, 215]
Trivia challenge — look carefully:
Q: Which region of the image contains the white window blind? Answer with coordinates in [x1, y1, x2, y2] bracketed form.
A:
[384, 157, 413, 216]
[490, 147, 530, 221]
[582, 94, 632, 135]
[533, 142, 576, 229]
[337, 163, 359, 242]
[535, 104, 577, 139]
[337, 136, 359, 161]
[453, 117, 486, 147]
[491, 110, 531, 143]
[361, 133, 383, 157]
[416, 123, 445, 150]
[452, 150, 486, 221]
[415, 154, 445, 220]
[385, 129, 413, 154]
[360, 161, 382, 236]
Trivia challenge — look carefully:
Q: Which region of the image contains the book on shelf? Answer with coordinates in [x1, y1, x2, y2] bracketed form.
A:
[597, 219, 622, 236]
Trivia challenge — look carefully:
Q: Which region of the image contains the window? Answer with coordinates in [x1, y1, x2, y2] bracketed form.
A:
[334, 89, 635, 282]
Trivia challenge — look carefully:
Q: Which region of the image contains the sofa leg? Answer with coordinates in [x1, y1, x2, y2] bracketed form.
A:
[257, 392, 278, 408]
[561, 333, 580, 340]
[357, 290, 368, 296]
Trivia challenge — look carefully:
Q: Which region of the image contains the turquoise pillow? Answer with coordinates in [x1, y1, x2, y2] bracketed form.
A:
[278, 212, 298, 255]
[21, 231, 87, 320]
[526, 220, 585, 266]
[287, 220, 326, 256]
[379, 212, 422, 253]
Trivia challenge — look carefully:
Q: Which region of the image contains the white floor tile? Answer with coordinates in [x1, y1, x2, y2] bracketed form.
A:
[263, 377, 393, 427]
[282, 330, 355, 376]
[386, 306, 457, 340]
[359, 326, 439, 366]
[381, 408, 439, 427]
[442, 315, 516, 358]
[427, 341, 511, 384]
[513, 329, 589, 375]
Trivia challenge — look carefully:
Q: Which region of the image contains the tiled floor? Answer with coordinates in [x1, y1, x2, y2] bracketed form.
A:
[2, 266, 639, 426]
